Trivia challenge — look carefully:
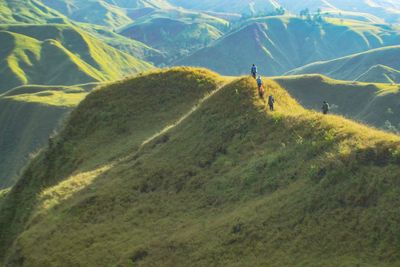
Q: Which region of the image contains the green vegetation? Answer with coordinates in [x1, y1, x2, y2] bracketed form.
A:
[36, 0, 175, 28]
[0, 0, 64, 24]
[77, 23, 165, 64]
[0, 83, 97, 189]
[3, 85, 90, 107]
[178, 16, 400, 76]
[0, 24, 152, 93]
[275, 74, 400, 131]
[1, 68, 400, 266]
[287, 46, 400, 82]
[357, 65, 400, 84]
[119, 9, 228, 62]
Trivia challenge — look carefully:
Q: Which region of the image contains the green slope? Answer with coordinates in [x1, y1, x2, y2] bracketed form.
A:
[287, 46, 400, 82]
[77, 23, 165, 64]
[0, 0, 64, 24]
[274, 74, 400, 131]
[178, 16, 400, 76]
[39, 0, 132, 28]
[0, 24, 152, 93]
[0, 84, 94, 189]
[38, 0, 174, 28]
[356, 65, 400, 84]
[1, 68, 400, 266]
[120, 10, 228, 62]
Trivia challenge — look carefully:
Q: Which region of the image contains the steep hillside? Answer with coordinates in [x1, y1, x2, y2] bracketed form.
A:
[39, 0, 132, 28]
[77, 23, 165, 64]
[0, 24, 152, 93]
[1, 68, 400, 267]
[287, 46, 400, 82]
[356, 65, 400, 84]
[120, 10, 227, 62]
[274, 75, 400, 131]
[0, 84, 94, 189]
[0, 0, 64, 24]
[178, 16, 400, 76]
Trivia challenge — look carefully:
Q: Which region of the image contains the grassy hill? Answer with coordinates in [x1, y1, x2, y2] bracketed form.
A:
[356, 65, 400, 84]
[0, 24, 152, 93]
[39, 0, 132, 28]
[77, 22, 165, 64]
[38, 0, 174, 28]
[1, 68, 400, 266]
[274, 74, 400, 132]
[287, 46, 400, 82]
[0, 0, 64, 24]
[120, 10, 227, 62]
[0, 83, 96, 189]
[178, 16, 400, 76]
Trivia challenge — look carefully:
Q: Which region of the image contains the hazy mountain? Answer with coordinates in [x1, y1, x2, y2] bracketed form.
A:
[120, 9, 228, 61]
[178, 17, 400, 76]
[286, 46, 400, 82]
[168, 0, 281, 15]
[356, 65, 400, 84]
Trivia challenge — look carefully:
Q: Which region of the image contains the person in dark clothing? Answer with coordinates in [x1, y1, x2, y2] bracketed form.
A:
[256, 75, 264, 98]
[322, 101, 330, 114]
[251, 64, 257, 79]
[268, 94, 275, 111]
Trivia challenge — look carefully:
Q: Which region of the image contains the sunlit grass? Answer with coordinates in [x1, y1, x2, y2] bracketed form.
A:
[2, 68, 400, 266]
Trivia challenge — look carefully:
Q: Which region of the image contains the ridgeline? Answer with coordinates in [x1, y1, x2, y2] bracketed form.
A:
[1, 68, 400, 266]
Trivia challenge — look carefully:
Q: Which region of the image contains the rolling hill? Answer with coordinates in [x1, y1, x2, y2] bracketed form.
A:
[77, 23, 165, 64]
[1, 68, 400, 267]
[0, 24, 152, 93]
[0, 83, 96, 189]
[356, 65, 400, 84]
[0, 0, 65, 24]
[286, 46, 400, 82]
[38, 0, 174, 28]
[178, 16, 400, 76]
[274, 75, 400, 131]
[120, 10, 227, 62]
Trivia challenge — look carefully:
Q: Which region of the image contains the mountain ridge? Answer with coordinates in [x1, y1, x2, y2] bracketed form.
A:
[1, 68, 400, 266]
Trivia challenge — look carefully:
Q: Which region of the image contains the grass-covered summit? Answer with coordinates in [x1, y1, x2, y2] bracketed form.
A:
[1, 67, 400, 266]
[0, 24, 152, 93]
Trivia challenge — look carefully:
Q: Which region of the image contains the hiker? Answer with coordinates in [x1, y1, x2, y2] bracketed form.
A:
[257, 75, 264, 98]
[268, 94, 275, 111]
[251, 64, 258, 79]
[322, 101, 330, 115]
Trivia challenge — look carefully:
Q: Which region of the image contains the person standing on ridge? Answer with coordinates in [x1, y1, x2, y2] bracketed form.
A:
[322, 101, 330, 115]
[257, 75, 264, 99]
[251, 64, 258, 79]
[268, 94, 275, 111]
